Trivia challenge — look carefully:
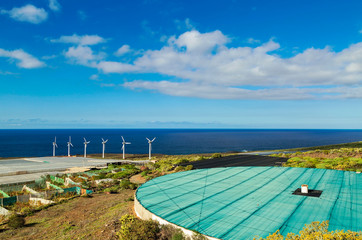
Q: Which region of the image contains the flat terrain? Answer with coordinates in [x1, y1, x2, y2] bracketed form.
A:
[0, 157, 149, 185]
[0, 191, 134, 240]
[179, 154, 288, 169]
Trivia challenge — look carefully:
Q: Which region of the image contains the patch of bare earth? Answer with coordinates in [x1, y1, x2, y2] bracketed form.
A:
[0, 190, 134, 240]
[130, 174, 146, 184]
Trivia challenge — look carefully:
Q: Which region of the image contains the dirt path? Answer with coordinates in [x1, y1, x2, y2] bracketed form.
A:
[0, 190, 134, 240]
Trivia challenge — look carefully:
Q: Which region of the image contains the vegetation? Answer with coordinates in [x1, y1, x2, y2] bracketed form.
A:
[255, 221, 362, 240]
[117, 214, 209, 240]
[117, 214, 160, 240]
[274, 141, 362, 152]
[7, 214, 25, 229]
[271, 148, 362, 171]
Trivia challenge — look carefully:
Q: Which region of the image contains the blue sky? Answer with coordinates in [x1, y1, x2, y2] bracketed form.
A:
[0, 0, 361, 129]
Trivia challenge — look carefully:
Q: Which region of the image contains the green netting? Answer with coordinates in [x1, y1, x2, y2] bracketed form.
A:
[1, 196, 17, 206]
[50, 175, 65, 184]
[0, 190, 10, 198]
[136, 167, 362, 240]
[48, 183, 64, 192]
[83, 172, 98, 177]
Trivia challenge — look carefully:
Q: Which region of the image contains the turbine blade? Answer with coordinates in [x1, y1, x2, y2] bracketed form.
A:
[55, 143, 58, 148]
[146, 138, 150, 141]
[70, 143, 73, 147]
[152, 137, 156, 142]
[121, 136, 125, 142]
[83, 137, 86, 142]
[102, 138, 104, 142]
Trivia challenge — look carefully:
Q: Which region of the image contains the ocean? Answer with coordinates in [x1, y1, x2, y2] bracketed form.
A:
[0, 129, 361, 158]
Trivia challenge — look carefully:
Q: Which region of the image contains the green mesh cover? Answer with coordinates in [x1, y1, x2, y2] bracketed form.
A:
[0, 190, 10, 198]
[136, 167, 362, 239]
[50, 175, 65, 184]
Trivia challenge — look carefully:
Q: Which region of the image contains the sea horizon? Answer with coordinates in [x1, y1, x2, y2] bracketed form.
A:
[1, 129, 361, 158]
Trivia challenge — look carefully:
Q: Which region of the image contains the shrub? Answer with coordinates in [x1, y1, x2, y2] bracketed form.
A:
[119, 180, 137, 190]
[192, 231, 208, 240]
[117, 214, 160, 240]
[141, 170, 150, 177]
[140, 166, 149, 171]
[256, 221, 362, 239]
[159, 224, 185, 240]
[185, 165, 193, 171]
[211, 153, 222, 158]
[104, 187, 118, 194]
[8, 214, 25, 229]
[174, 166, 185, 172]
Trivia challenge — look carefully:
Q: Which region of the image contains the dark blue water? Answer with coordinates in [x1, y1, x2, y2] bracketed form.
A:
[0, 129, 361, 158]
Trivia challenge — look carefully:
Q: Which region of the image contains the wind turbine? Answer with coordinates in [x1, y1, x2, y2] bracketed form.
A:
[83, 138, 90, 158]
[52, 137, 58, 157]
[121, 136, 131, 160]
[67, 136, 73, 157]
[101, 138, 108, 158]
[146, 137, 156, 160]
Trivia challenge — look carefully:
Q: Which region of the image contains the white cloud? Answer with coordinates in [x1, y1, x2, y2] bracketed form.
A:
[246, 38, 261, 44]
[1, 4, 48, 24]
[0, 70, 17, 75]
[49, 0, 61, 12]
[172, 30, 229, 53]
[175, 18, 195, 31]
[89, 74, 99, 80]
[0, 48, 45, 68]
[52, 34, 106, 46]
[58, 29, 362, 100]
[96, 61, 137, 73]
[64, 45, 103, 66]
[114, 45, 131, 56]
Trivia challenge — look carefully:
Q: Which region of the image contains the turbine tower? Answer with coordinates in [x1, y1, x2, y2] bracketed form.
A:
[101, 138, 108, 158]
[121, 136, 131, 160]
[83, 138, 90, 158]
[52, 137, 58, 157]
[67, 136, 73, 157]
[146, 137, 156, 160]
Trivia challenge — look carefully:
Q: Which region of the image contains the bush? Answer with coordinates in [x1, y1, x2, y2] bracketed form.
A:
[104, 187, 118, 193]
[174, 166, 185, 172]
[140, 166, 149, 171]
[117, 214, 160, 240]
[211, 153, 222, 158]
[257, 221, 362, 239]
[159, 224, 185, 240]
[185, 165, 193, 171]
[8, 214, 25, 229]
[119, 179, 137, 190]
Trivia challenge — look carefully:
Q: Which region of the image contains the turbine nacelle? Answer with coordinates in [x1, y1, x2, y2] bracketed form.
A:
[67, 136, 73, 147]
[83, 138, 90, 145]
[52, 137, 58, 148]
[146, 137, 156, 143]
